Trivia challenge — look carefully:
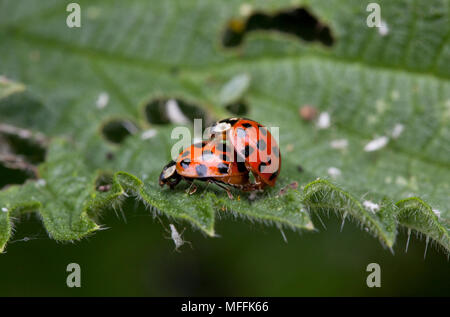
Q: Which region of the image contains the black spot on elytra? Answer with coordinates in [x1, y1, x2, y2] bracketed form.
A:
[222, 8, 334, 48]
[180, 159, 191, 169]
[242, 145, 254, 158]
[236, 128, 246, 138]
[237, 161, 247, 173]
[222, 153, 231, 162]
[217, 163, 229, 174]
[217, 142, 231, 153]
[194, 141, 207, 148]
[259, 127, 267, 136]
[258, 159, 271, 173]
[272, 146, 279, 157]
[241, 123, 253, 128]
[196, 164, 207, 177]
[269, 171, 278, 181]
[219, 118, 239, 126]
[181, 151, 190, 158]
[257, 139, 266, 151]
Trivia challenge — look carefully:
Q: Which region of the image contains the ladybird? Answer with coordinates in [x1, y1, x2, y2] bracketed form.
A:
[159, 138, 249, 197]
[210, 118, 281, 190]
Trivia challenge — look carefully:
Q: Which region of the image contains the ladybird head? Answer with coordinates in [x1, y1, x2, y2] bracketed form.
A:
[159, 160, 181, 188]
[210, 118, 239, 137]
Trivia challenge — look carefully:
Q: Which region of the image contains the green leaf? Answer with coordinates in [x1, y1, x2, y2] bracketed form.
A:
[0, 0, 448, 254]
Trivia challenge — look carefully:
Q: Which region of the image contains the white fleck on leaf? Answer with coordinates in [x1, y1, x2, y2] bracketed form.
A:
[1, 207, 8, 213]
[433, 209, 441, 218]
[96, 92, 109, 109]
[36, 179, 46, 187]
[330, 139, 348, 150]
[166, 99, 189, 124]
[378, 20, 389, 36]
[141, 129, 157, 140]
[391, 123, 404, 139]
[327, 167, 341, 178]
[363, 200, 380, 213]
[316, 112, 330, 129]
[219, 73, 251, 105]
[239, 3, 252, 17]
[364, 136, 389, 152]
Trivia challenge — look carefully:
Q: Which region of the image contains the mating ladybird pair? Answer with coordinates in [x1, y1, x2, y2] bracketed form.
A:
[159, 118, 281, 197]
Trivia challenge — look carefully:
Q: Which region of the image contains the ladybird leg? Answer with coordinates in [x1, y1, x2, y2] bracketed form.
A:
[167, 174, 182, 189]
[210, 180, 234, 200]
[185, 179, 197, 195]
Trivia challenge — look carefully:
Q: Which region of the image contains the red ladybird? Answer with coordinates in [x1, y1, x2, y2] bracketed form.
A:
[210, 118, 281, 190]
[159, 138, 249, 197]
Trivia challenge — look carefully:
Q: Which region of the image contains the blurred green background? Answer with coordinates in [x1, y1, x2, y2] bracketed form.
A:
[1, 197, 448, 296]
[1, 0, 449, 297]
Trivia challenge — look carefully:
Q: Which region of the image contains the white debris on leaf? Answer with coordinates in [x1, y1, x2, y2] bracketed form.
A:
[122, 121, 138, 134]
[364, 136, 389, 152]
[433, 209, 441, 218]
[391, 123, 404, 139]
[363, 200, 380, 213]
[36, 179, 46, 187]
[2, 207, 8, 213]
[239, 3, 252, 17]
[166, 99, 189, 124]
[378, 20, 389, 36]
[330, 139, 348, 150]
[141, 129, 157, 140]
[395, 176, 408, 186]
[96, 92, 109, 109]
[327, 167, 341, 178]
[316, 112, 330, 129]
[169, 224, 191, 251]
[390, 90, 400, 100]
[219, 73, 251, 105]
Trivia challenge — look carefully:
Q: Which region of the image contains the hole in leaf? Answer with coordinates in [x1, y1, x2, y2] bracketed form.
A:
[101, 119, 138, 144]
[0, 160, 37, 188]
[144, 98, 207, 125]
[225, 99, 249, 116]
[0, 125, 45, 188]
[222, 7, 334, 48]
[0, 124, 47, 164]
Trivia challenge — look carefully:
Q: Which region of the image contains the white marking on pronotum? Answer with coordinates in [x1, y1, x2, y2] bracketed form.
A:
[327, 167, 341, 178]
[169, 224, 191, 251]
[2, 207, 8, 213]
[364, 136, 389, 152]
[378, 20, 389, 36]
[96, 92, 109, 109]
[391, 123, 404, 139]
[141, 129, 157, 140]
[330, 139, 348, 150]
[316, 112, 330, 129]
[405, 228, 411, 253]
[363, 200, 380, 213]
[166, 99, 189, 124]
